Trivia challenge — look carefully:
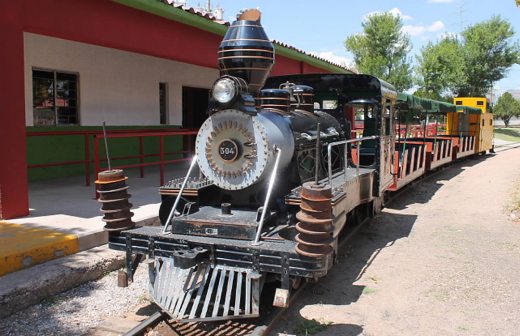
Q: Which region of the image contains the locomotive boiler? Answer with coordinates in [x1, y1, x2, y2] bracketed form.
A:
[109, 8, 395, 322]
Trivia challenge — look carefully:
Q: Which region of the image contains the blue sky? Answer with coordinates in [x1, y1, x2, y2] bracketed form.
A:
[192, 0, 519, 96]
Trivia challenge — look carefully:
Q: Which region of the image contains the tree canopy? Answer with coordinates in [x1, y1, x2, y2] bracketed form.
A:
[415, 37, 465, 101]
[345, 12, 413, 91]
[417, 16, 520, 97]
[494, 92, 520, 127]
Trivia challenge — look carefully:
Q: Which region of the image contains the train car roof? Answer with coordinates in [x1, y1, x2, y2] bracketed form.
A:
[264, 73, 397, 101]
[456, 105, 483, 114]
[397, 93, 457, 114]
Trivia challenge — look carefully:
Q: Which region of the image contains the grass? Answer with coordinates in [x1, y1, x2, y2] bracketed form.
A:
[494, 127, 520, 142]
[362, 286, 377, 295]
[293, 318, 332, 336]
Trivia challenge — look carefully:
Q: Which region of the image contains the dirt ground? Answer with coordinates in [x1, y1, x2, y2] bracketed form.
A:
[273, 145, 520, 336]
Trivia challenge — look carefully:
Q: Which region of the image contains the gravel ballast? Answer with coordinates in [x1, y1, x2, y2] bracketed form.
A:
[0, 249, 149, 336]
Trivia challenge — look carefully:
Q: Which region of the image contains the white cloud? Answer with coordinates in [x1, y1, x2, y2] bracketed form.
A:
[402, 20, 445, 37]
[363, 7, 413, 22]
[388, 8, 413, 20]
[428, 0, 455, 3]
[309, 51, 356, 70]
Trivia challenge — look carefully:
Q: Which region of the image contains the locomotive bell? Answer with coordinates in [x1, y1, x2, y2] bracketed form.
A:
[218, 9, 274, 94]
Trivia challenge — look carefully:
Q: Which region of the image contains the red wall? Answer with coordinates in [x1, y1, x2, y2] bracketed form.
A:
[0, 0, 333, 218]
[20, 0, 331, 75]
[0, 2, 29, 218]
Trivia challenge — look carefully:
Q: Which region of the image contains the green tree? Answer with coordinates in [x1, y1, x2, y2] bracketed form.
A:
[494, 92, 520, 127]
[416, 37, 466, 100]
[458, 16, 520, 96]
[416, 16, 519, 97]
[345, 12, 413, 91]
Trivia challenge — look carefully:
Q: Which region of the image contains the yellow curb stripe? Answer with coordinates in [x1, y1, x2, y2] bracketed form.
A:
[0, 221, 79, 277]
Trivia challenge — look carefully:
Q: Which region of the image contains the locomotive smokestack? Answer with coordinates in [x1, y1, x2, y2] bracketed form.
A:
[218, 9, 274, 94]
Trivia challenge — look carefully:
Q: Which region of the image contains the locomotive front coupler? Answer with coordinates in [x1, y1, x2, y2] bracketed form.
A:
[171, 246, 210, 269]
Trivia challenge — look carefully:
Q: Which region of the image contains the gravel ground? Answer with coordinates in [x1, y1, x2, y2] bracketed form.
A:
[0, 263, 149, 336]
[273, 146, 520, 336]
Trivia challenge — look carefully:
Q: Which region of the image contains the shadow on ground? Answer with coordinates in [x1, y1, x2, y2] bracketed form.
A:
[275, 153, 498, 335]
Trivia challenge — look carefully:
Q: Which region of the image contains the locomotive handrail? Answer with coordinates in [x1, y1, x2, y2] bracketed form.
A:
[327, 135, 379, 186]
[252, 146, 282, 246]
[162, 154, 199, 234]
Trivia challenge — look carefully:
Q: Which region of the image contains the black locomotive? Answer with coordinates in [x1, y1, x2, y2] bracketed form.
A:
[109, 9, 397, 322]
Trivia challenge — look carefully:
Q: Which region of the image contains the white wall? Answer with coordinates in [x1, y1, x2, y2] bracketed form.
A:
[24, 33, 219, 126]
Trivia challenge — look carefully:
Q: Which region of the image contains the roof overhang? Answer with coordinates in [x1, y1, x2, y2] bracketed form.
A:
[112, 0, 351, 73]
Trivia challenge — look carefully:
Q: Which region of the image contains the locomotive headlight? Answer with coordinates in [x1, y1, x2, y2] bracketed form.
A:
[212, 77, 237, 104]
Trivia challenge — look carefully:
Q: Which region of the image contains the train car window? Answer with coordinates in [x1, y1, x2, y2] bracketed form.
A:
[490, 119, 493, 126]
[322, 100, 338, 110]
[477, 101, 484, 106]
[455, 100, 463, 105]
[482, 119, 485, 126]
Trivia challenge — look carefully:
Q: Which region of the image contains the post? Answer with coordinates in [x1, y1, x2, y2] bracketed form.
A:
[0, 2, 29, 218]
[94, 136, 100, 198]
[102, 122, 112, 171]
[159, 135, 165, 186]
[314, 123, 321, 185]
[139, 136, 144, 178]
[84, 134, 91, 186]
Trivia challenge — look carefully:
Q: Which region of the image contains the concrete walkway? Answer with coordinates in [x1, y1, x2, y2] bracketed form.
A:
[0, 163, 190, 276]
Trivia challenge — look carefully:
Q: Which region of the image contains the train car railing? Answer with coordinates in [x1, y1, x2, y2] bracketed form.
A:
[326, 136, 379, 186]
[389, 141, 427, 191]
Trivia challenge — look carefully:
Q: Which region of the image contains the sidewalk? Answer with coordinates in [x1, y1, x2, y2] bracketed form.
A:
[0, 163, 189, 277]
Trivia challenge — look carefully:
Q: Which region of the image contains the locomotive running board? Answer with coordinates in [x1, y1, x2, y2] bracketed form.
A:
[150, 257, 263, 322]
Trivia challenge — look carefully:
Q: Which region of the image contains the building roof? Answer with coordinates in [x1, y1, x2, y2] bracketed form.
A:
[112, 0, 354, 74]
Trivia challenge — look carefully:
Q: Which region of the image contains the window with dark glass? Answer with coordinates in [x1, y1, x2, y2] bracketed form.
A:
[33, 69, 78, 125]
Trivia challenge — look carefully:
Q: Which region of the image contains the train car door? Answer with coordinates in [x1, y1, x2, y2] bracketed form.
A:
[378, 98, 395, 195]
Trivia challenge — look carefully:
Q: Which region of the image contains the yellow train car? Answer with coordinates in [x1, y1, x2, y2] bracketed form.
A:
[451, 97, 494, 153]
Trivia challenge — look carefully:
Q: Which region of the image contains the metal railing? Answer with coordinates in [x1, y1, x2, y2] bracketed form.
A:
[27, 128, 197, 187]
[326, 136, 379, 186]
[162, 155, 199, 234]
[252, 146, 282, 245]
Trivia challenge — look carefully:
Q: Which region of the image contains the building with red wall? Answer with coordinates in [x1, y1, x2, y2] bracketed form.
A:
[0, 0, 351, 219]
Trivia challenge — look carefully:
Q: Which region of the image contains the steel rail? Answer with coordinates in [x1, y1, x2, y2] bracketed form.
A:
[123, 311, 166, 336]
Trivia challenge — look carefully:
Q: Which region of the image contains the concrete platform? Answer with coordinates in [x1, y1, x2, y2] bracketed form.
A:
[0, 162, 190, 277]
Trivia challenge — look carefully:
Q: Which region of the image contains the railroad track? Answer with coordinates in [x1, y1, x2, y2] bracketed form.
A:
[95, 153, 496, 336]
[104, 214, 370, 336]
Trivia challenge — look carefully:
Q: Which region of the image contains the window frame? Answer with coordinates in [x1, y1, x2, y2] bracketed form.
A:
[32, 67, 80, 126]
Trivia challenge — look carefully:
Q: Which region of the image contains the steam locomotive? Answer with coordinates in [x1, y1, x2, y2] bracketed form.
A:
[107, 8, 492, 322]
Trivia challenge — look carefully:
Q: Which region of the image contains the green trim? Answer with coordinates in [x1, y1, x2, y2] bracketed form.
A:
[112, 0, 227, 35]
[274, 44, 351, 73]
[112, 0, 351, 74]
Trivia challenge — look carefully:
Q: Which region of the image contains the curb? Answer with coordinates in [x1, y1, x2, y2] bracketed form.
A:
[0, 216, 159, 277]
[0, 245, 125, 319]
